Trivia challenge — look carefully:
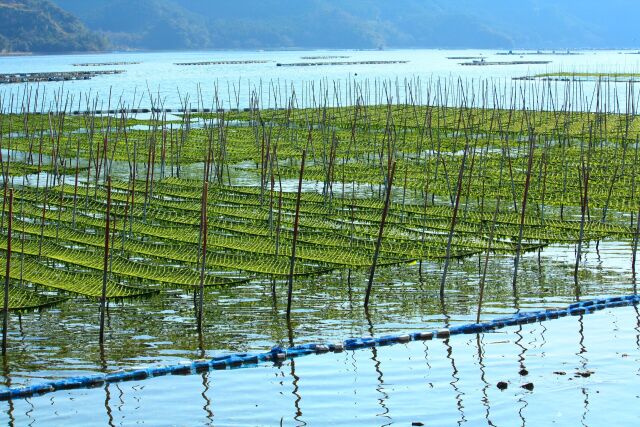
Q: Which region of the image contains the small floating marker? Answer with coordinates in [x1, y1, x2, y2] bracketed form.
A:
[397, 335, 411, 343]
[417, 332, 434, 340]
[170, 365, 191, 375]
[244, 355, 259, 364]
[519, 368, 529, 376]
[131, 370, 149, 380]
[412, 422, 425, 426]
[497, 381, 509, 390]
[436, 329, 450, 338]
[521, 383, 534, 391]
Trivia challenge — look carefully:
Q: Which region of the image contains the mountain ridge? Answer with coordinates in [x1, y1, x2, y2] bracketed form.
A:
[0, 0, 108, 54]
[3, 1, 639, 54]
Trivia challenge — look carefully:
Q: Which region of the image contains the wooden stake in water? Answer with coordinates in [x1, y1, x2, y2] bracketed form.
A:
[477, 157, 505, 323]
[440, 139, 470, 298]
[512, 135, 535, 292]
[2, 189, 13, 355]
[364, 161, 396, 310]
[286, 149, 306, 319]
[633, 199, 640, 276]
[99, 177, 112, 345]
[197, 182, 209, 333]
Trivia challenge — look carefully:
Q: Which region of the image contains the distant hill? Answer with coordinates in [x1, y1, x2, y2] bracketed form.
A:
[5, 0, 640, 53]
[0, 0, 108, 53]
[51, 0, 513, 50]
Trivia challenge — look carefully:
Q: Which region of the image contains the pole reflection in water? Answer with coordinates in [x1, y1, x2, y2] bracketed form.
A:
[24, 398, 34, 427]
[577, 315, 589, 427]
[365, 311, 391, 427]
[634, 305, 640, 377]
[515, 325, 528, 427]
[200, 372, 214, 424]
[439, 297, 466, 426]
[103, 381, 114, 427]
[100, 346, 115, 427]
[287, 320, 305, 426]
[444, 336, 466, 426]
[476, 335, 497, 427]
[2, 357, 14, 427]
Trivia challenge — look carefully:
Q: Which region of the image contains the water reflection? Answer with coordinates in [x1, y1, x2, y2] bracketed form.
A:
[0, 240, 639, 425]
[3, 304, 640, 425]
[514, 326, 528, 427]
[577, 316, 589, 427]
[103, 383, 114, 427]
[439, 301, 466, 426]
[475, 335, 496, 427]
[284, 320, 305, 427]
[200, 372, 214, 424]
[366, 313, 391, 427]
[100, 346, 115, 427]
[2, 358, 14, 427]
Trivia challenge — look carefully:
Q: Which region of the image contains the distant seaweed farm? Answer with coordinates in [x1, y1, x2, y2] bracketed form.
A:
[517, 71, 640, 81]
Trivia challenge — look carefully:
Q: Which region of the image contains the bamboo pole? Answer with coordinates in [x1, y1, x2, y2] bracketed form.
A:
[440, 139, 470, 298]
[2, 189, 13, 355]
[99, 177, 112, 345]
[286, 149, 306, 319]
[512, 135, 536, 292]
[364, 161, 396, 310]
[197, 182, 209, 333]
[477, 154, 505, 323]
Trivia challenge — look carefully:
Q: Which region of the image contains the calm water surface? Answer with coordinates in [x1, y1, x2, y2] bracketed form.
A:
[1, 49, 640, 425]
[0, 238, 638, 425]
[1, 49, 640, 110]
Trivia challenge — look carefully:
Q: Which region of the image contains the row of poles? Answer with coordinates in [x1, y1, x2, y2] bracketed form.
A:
[1, 75, 640, 353]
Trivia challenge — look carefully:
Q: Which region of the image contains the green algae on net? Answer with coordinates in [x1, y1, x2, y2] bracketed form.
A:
[1, 77, 640, 311]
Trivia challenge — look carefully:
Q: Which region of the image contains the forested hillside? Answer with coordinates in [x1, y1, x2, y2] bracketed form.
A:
[3, 0, 638, 53]
[0, 0, 107, 53]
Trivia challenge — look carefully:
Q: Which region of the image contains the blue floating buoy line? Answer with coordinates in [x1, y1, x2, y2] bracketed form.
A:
[0, 294, 638, 402]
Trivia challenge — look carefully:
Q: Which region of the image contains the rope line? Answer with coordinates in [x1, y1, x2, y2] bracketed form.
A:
[1, 293, 638, 401]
